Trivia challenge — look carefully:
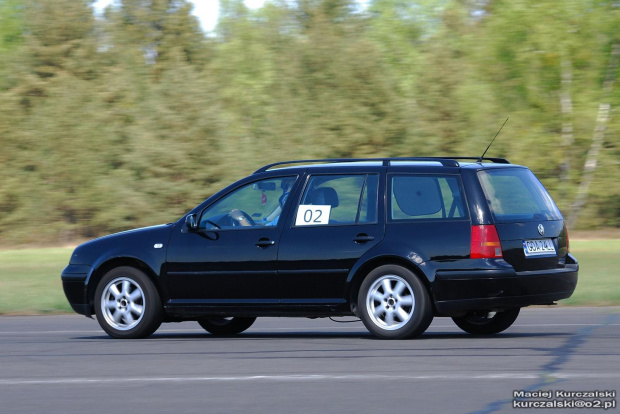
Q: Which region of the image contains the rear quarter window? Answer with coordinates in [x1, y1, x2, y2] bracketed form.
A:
[478, 168, 562, 223]
[389, 175, 467, 221]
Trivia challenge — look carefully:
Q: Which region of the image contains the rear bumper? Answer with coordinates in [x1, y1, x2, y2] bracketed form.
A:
[61, 265, 92, 316]
[432, 264, 578, 316]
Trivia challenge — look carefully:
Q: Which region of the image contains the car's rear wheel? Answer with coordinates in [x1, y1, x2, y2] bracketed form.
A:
[452, 308, 520, 335]
[94, 267, 163, 339]
[358, 265, 433, 339]
[198, 317, 257, 335]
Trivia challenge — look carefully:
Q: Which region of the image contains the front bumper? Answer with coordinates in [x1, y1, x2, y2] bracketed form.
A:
[432, 264, 578, 316]
[61, 264, 92, 316]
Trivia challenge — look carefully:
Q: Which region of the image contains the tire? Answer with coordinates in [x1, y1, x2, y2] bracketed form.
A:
[452, 308, 520, 335]
[198, 317, 257, 335]
[358, 265, 433, 339]
[94, 266, 163, 339]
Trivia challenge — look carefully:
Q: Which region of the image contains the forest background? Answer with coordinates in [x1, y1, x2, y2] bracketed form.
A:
[0, 0, 619, 246]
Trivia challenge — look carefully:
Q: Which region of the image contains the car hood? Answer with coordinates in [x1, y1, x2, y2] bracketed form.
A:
[69, 223, 175, 266]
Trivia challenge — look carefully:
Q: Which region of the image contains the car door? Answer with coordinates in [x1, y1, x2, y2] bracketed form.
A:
[277, 172, 384, 304]
[165, 175, 297, 305]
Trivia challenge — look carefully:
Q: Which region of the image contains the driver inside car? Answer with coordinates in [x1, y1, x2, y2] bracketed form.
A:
[227, 177, 295, 227]
[263, 178, 295, 226]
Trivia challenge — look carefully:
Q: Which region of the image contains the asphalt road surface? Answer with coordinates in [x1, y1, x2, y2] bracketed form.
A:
[1, 307, 618, 414]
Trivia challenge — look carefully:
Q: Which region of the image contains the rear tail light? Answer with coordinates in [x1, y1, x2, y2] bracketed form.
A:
[564, 223, 570, 252]
[470, 225, 503, 259]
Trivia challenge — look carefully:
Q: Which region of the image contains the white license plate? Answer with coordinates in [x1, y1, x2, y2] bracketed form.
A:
[523, 239, 556, 257]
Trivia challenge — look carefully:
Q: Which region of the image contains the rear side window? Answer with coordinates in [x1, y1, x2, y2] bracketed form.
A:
[295, 174, 378, 226]
[389, 175, 466, 221]
[478, 168, 562, 222]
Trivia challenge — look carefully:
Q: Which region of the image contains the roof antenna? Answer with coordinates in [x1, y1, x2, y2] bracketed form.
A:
[478, 117, 509, 163]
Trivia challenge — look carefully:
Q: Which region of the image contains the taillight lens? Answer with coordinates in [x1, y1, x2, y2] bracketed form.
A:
[471, 225, 503, 259]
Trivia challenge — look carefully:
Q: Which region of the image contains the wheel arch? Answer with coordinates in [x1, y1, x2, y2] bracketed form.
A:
[86, 258, 163, 315]
[347, 256, 437, 316]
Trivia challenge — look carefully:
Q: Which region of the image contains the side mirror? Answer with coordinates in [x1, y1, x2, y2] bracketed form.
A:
[185, 214, 198, 231]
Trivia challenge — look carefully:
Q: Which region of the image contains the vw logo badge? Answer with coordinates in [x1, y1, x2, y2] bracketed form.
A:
[538, 224, 545, 236]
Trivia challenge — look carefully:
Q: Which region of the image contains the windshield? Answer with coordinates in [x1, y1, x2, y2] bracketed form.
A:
[478, 168, 562, 223]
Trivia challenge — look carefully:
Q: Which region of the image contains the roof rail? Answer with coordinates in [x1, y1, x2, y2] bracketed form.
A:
[253, 156, 510, 173]
[448, 157, 510, 164]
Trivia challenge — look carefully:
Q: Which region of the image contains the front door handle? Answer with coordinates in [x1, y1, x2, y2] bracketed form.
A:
[353, 234, 375, 243]
[256, 238, 276, 248]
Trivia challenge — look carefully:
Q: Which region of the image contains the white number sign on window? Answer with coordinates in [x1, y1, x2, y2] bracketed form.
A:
[295, 205, 331, 226]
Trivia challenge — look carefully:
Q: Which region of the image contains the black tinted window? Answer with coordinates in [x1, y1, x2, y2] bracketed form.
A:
[478, 168, 562, 222]
[390, 175, 466, 221]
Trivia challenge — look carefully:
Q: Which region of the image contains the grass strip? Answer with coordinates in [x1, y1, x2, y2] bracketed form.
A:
[0, 248, 73, 314]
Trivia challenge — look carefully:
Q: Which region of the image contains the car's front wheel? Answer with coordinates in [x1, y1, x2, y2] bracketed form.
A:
[94, 266, 163, 339]
[358, 265, 433, 339]
[198, 317, 257, 335]
[452, 308, 520, 335]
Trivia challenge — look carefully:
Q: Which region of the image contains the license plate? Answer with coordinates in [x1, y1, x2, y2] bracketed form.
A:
[523, 239, 556, 257]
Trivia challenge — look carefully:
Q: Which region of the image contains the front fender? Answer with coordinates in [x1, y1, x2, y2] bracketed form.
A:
[85, 247, 165, 287]
[67, 223, 175, 310]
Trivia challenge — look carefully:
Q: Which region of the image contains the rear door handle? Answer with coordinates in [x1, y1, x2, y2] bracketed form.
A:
[256, 238, 276, 248]
[353, 234, 375, 243]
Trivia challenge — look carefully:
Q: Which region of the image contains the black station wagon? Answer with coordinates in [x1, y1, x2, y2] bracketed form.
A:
[61, 157, 578, 339]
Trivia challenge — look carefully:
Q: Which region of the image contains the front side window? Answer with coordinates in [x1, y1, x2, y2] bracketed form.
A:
[295, 174, 379, 226]
[200, 176, 297, 229]
[478, 168, 562, 222]
[389, 175, 466, 221]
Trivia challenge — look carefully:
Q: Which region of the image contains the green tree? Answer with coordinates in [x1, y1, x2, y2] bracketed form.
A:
[475, 0, 620, 225]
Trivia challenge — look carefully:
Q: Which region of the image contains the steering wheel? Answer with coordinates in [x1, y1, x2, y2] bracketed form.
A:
[229, 209, 256, 227]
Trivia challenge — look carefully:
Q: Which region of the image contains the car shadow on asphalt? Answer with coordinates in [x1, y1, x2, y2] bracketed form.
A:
[72, 331, 568, 341]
